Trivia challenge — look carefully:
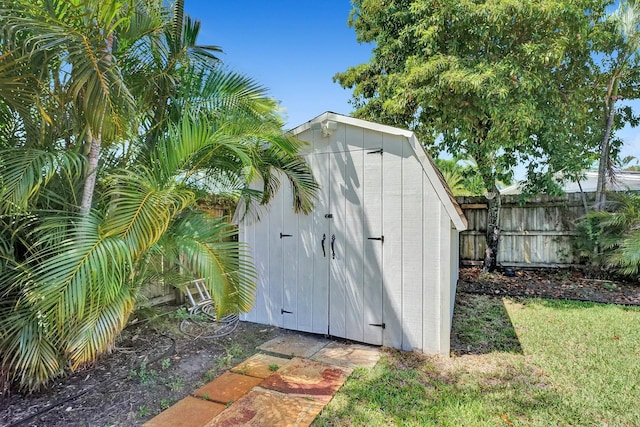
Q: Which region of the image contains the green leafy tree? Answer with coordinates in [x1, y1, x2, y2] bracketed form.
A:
[336, 0, 609, 270]
[595, 0, 640, 209]
[0, 0, 317, 391]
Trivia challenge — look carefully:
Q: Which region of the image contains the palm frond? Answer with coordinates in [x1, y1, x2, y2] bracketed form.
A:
[0, 305, 64, 391]
[250, 145, 318, 215]
[26, 212, 132, 322]
[168, 212, 256, 314]
[0, 148, 84, 214]
[607, 229, 640, 275]
[177, 68, 276, 118]
[64, 284, 134, 368]
[102, 168, 194, 255]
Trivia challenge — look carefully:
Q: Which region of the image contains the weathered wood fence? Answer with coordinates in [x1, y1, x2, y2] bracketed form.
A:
[141, 204, 230, 306]
[456, 193, 593, 268]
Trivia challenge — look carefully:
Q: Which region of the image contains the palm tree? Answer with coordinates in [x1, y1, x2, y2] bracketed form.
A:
[0, 0, 317, 391]
[131, 0, 223, 146]
[577, 192, 640, 276]
[434, 158, 487, 196]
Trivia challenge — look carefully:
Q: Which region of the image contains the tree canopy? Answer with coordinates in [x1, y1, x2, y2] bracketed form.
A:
[335, 0, 630, 269]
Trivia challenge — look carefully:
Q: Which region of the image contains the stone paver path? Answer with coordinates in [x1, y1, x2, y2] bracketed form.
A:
[144, 333, 380, 427]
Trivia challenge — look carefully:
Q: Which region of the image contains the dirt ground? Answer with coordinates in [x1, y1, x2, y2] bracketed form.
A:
[1, 268, 638, 427]
[0, 315, 302, 427]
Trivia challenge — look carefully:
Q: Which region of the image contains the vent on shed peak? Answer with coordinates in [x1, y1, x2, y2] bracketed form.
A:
[310, 120, 338, 137]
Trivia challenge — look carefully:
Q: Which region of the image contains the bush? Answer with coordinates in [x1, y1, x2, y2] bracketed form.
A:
[574, 192, 640, 278]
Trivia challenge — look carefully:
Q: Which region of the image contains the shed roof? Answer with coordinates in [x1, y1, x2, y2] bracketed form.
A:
[500, 170, 640, 195]
[291, 112, 468, 231]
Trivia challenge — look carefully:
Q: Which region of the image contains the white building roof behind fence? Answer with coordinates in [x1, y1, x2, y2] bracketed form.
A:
[500, 170, 640, 195]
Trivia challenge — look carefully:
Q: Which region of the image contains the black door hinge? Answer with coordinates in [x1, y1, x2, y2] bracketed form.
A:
[367, 236, 384, 243]
[367, 148, 383, 155]
[280, 232, 292, 238]
[281, 309, 293, 314]
[324, 213, 333, 219]
[369, 323, 386, 329]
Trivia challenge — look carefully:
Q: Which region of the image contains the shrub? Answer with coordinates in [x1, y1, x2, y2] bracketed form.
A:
[574, 192, 640, 278]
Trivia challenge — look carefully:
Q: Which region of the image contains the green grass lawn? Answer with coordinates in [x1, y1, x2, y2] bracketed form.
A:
[313, 295, 640, 426]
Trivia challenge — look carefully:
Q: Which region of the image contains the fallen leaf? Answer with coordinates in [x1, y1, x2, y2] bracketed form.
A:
[501, 413, 514, 425]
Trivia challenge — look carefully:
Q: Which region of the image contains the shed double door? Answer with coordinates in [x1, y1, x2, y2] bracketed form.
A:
[278, 148, 384, 345]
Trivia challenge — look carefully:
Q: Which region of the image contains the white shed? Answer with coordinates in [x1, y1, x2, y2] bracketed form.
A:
[239, 112, 467, 354]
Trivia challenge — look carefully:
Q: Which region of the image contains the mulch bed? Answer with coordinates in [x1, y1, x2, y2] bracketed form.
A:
[0, 318, 299, 427]
[458, 267, 640, 306]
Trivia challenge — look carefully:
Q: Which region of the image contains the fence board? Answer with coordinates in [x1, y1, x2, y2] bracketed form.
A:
[457, 193, 594, 267]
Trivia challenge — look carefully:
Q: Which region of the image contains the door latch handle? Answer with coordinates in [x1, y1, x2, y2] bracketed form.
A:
[281, 309, 293, 314]
[280, 232, 292, 238]
[331, 234, 336, 259]
[367, 236, 384, 243]
[321, 233, 326, 257]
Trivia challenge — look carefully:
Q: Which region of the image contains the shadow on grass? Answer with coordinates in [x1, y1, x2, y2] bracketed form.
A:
[313, 294, 587, 426]
[313, 346, 583, 427]
[450, 293, 522, 356]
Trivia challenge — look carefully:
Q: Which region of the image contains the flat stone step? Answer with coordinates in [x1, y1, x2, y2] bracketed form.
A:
[143, 396, 225, 427]
[257, 335, 329, 358]
[258, 357, 352, 403]
[230, 353, 291, 379]
[193, 372, 263, 405]
[148, 335, 381, 427]
[205, 387, 326, 427]
[311, 341, 381, 369]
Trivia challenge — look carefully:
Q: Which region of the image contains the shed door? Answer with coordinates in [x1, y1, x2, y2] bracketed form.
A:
[328, 147, 384, 345]
[279, 152, 330, 334]
[275, 148, 384, 345]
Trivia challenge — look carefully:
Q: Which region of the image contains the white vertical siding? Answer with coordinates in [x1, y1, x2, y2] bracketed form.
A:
[328, 123, 347, 337]
[343, 141, 366, 342]
[310, 154, 330, 334]
[296, 162, 315, 332]
[362, 130, 384, 346]
[450, 225, 459, 324]
[381, 133, 404, 349]
[281, 182, 298, 330]
[438, 214, 453, 355]
[401, 147, 424, 351]
[267, 184, 285, 326]
[328, 150, 347, 338]
[421, 173, 443, 354]
[253, 191, 270, 325]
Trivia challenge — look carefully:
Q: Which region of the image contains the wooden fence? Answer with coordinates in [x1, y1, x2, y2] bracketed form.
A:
[140, 204, 231, 306]
[456, 193, 594, 268]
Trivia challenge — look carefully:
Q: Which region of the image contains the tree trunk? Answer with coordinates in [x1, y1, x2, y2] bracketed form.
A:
[80, 127, 101, 215]
[576, 179, 589, 215]
[595, 78, 619, 211]
[483, 183, 501, 272]
[595, 102, 616, 210]
[79, 33, 113, 215]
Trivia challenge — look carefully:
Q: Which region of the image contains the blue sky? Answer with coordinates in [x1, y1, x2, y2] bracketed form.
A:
[186, 0, 640, 166]
[185, 0, 371, 130]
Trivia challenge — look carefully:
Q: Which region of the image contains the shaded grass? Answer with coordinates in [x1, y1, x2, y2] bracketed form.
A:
[313, 295, 640, 426]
